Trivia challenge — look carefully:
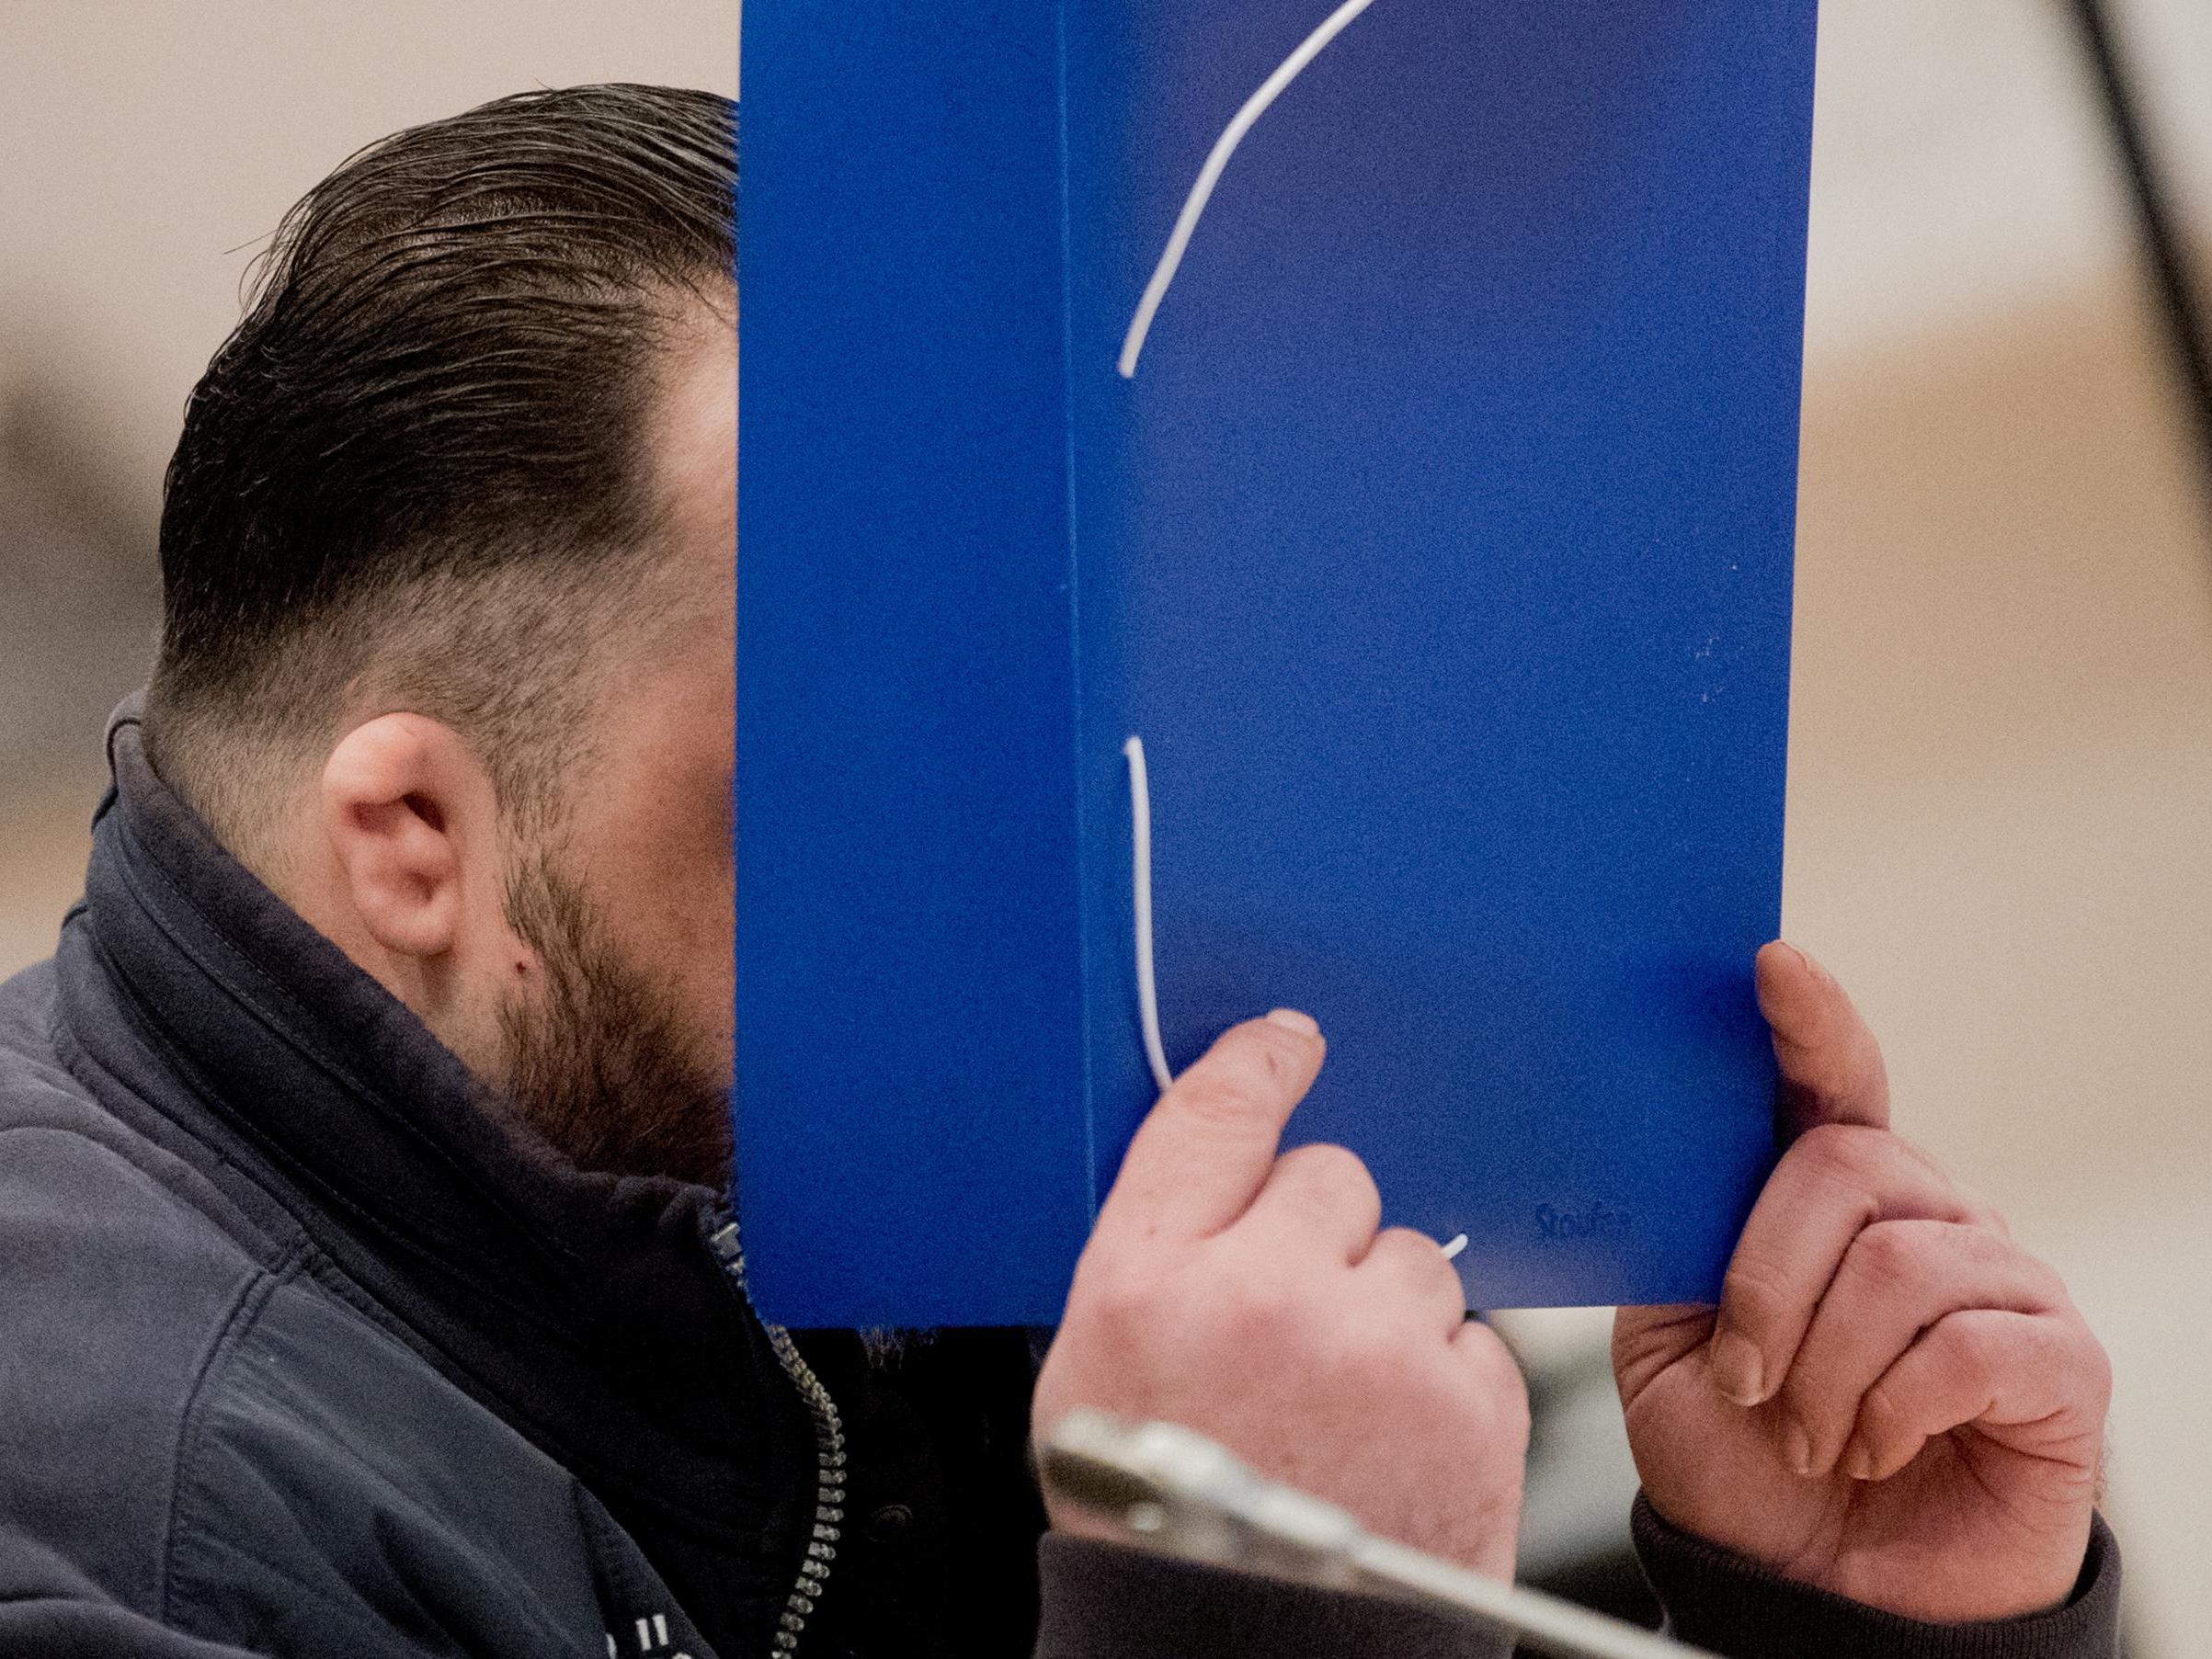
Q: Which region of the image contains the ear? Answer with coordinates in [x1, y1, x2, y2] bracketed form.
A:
[318, 714, 514, 971]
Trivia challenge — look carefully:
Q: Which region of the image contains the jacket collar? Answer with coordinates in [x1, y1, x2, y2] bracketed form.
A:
[60, 699, 814, 1542]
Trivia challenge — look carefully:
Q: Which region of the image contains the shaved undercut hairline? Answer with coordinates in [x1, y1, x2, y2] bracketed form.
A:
[143, 84, 738, 879]
[159, 535, 705, 887]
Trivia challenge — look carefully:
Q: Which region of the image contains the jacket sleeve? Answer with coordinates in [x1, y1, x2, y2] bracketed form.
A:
[1633, 1494, 2123, 1659]
[1036, 1504, 2123, 1659]
[1033, 1534, 1516, 1659]
[0, 1534, 269, 1659]
[0, 1602, 272, 1659]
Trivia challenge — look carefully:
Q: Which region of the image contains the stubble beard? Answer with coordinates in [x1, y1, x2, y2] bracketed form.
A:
[496, 853, 734, 1190]
[498, 855, 934, 1365]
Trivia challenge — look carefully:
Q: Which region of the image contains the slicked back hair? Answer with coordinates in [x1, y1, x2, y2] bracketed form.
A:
[148, 84, 736, 861]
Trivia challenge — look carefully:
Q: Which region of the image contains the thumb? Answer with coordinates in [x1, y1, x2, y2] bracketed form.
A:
[1091, 1011, 1327, 1244]
[1756, 940, 1889, 1138]
[1615, 944, 1890, 1388]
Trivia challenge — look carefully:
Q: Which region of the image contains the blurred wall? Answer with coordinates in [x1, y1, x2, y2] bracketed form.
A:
[3, 2, 2209, 1652]
[1788, 9, 2212, 1654]
[0, 0, 740, 968]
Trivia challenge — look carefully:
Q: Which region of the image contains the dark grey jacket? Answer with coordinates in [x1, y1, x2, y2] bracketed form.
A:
[0, 709, 2120, 1659]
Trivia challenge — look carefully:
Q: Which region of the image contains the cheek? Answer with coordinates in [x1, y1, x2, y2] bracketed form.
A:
[654, 838, 735, 1065]
[685, 872, 737, 1062]
[591, 803, 735, 1069]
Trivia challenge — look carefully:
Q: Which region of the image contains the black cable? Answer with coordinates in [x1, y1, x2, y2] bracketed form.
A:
[2063, 0, 2212, 525]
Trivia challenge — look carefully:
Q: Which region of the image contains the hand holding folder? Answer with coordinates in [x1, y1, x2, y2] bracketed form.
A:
[1615, 945, 2110, 1625]
[1035, 1008, 1529, 1581]
[1033, 946, 2112, 1639]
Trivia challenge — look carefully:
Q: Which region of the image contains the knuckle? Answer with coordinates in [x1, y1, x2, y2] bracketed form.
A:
[2036, 1307, 2114, 1411]
[1249, 1037, 1292, 1090]
[1887, 1133, 1948, 1181]
[1948, 1218, 2012, 1264]
[1372, 1222, 1431, 1255]
[1845, 1218, 1927, 1290]
[1180, 1022, 1317, 1113]
[2079, 1330, 2115, 1412]
[1718, 1256, 1794, 1332]
[2013, 1249, 2071, 1308]
[1374, 1226, 1458, 1293]
[1928, 1310, 2001, 1383]
[1787, 1120, 1853, 1169]
[1847, 1216, 2013, 1298]
[1857, 1372, 1909, 1437]
[1954, 1180, 2012, 1237]
[1792, 1121, 1884, 1187]
[1451, 1329, 1533, 1434]
[1294, 1142, 1378, 1205]
[1169, 1076, 1263, 1132]
[1232, 1017, 1308, 1076]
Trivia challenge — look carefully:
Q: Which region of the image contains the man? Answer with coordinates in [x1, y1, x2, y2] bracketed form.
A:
[0, 85, 2117, 1658]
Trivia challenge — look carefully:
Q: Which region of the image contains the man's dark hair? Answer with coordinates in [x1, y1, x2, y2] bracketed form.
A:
[148, 84, 735, 857]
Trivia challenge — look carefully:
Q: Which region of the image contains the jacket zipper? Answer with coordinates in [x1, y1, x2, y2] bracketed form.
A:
[706, 1219, 846, 1655]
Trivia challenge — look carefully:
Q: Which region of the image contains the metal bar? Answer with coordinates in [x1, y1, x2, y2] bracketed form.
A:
[2063, 0, 2212, 526]
[1041, 1411, 1715, 1659]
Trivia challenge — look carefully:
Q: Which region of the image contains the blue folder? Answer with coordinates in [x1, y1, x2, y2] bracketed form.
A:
[737, 0, 1817, 1327]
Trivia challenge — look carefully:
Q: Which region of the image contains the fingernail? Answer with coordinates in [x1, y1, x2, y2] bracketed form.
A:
[1841, 1441, 1876, 1482]
[1709, 1330, 1765, 1406]
[1264, 1008, 1319, 1037]
[1782, 1419, 1814, 1477]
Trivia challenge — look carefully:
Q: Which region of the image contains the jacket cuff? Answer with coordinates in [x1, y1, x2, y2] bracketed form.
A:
[1035, 1533, 1514, 1659]
[1632, 1494, 2121, 1659]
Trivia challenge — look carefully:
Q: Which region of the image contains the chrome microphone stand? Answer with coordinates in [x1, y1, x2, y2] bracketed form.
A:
[1040, 1410, 1715, 1659]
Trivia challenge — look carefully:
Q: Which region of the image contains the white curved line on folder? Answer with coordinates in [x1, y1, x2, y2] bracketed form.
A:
[1124, 735, 1177, 1097]
[1124, 736, 1474, 1273]
[1117, 0, 1381, 378]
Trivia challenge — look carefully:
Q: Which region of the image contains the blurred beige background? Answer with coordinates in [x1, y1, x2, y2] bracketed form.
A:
[4, 1, 2208, 1651]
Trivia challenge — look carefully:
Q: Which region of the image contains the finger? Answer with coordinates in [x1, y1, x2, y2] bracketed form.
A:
[1093, 1012, 1326, 1244]
[1844, 1308, 2111, 1485]
[1238, 1143, 1381, 1264]
[1612, 1303, 1719, 1405]
[1756, 941, 1890, 1136]
[1954, 1178, 2013, 1240]
[1708, 1122, 1971, 1407]
[1773, 1220, 2064, 1476]
[1356, 1226, 1468, 1338]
